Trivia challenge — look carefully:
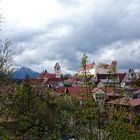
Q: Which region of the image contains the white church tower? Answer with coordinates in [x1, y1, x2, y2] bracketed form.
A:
[54, 62, 61, 78]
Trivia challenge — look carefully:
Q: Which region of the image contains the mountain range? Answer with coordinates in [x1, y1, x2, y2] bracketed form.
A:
[12, 67, 40, 79]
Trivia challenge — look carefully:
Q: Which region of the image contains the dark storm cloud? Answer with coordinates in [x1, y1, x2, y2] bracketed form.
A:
[44, 0, 140, 53]
[4, 0, 140, 72]
[12, 29, 44, 43]
[119, 61, 140, 70]
[53, 0, 140, 70]
[98, 40, 140, 70]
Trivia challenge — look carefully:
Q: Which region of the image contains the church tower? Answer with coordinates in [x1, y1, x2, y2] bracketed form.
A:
[54, 62, 61, 78]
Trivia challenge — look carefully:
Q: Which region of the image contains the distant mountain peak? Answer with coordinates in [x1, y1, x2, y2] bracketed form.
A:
[12, 66, 39, 80]
[18, 66, 32, 71]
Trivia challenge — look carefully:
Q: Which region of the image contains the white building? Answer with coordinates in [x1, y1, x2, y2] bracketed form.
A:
[92, 88, 106, 104]
[54, 62, 61, 78]
[121, 69, 137, 88]
[78, 61, 117, 77]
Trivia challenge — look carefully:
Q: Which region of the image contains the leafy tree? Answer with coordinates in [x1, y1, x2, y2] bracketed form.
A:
[72, 54, 140, 140]
[50, 94, 78, 139]
[10, 84, 58, 139]
[6, 84, 78, 139]
[70, 54, 101, 139]
[0, 12, 14, 137]
[0, 38, 13, 85]
[0, 127, 11, 140]
[104, 104, 140, 140]
[0, 38, 13, 74]
[131, 74, 140, 87]
[0, 53, 139, 140]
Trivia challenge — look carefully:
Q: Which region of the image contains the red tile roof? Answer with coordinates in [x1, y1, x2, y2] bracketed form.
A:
[118, 73, 126, 81]
[92, 87, 114, 94]
[22, 79, 44, 85]
[45, 78, 63, 84]
[64, 77, 76, 83]
[38, 72, 46, 79]
[38, 72, 56, 79]
[44, 73, 56, 78]
[55, 87, 65, 94]
[68, 86, 90, 100]
[105, 87, 114, 93]
[92, 87, 121, 98]
[92, 88, 105, 93]
[55, 86, 91, 100]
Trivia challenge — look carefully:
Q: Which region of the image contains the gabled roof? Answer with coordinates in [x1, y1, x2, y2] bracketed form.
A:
[92, 88, 105, 93]
[118, 73, 126, 81]
[109, 61, 117, 68]
[122, 69, 137, 82]
[55, 86, 91, 100]
[44, 73, 56, 79]
[38, 72, 56, 79]
[64, 77, 77, 83]
[45, 78, 63, 84]
[92, 87, 115, 95]
[68, 86, 90, 100]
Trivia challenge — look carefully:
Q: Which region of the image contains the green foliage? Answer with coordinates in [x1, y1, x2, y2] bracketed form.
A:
[50, 94, 78, 137]
[4, 85, 57, 138]
[81, 54, 88, 69]
[131, 75, 140, 87]
[3, 85, 79, 139]
[104, 105, 140, 140]
[0, 127, 10, 140]
[0, 53, 139, 139]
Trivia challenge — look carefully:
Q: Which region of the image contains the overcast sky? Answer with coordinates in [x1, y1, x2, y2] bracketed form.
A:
[1, 0, 140, 73]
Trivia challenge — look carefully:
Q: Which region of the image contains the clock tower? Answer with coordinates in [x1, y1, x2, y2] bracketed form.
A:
[54, 62, 61, 78]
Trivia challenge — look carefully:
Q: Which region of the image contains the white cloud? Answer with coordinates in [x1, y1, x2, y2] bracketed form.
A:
[96, 40, 140, 68]
[1, 0, 62, 28]
[1, 0, 140, 73]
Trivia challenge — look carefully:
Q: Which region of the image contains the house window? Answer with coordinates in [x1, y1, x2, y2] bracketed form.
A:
[99, 97, 102, 100]
[79, 101, 83, 105]
[96, 96, 99, 100]
[96, 94, 105, 101]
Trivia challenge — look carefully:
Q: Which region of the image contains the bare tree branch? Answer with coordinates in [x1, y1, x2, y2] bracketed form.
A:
[0, 38, 13, 73]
